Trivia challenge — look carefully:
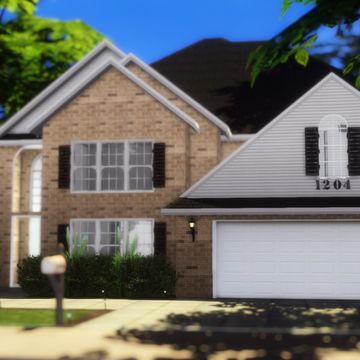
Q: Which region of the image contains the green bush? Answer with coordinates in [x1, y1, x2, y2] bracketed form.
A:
[17, 256, 52, 297]
[17, 255, 176, 298]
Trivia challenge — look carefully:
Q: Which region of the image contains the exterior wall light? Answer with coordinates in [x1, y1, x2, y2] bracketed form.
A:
[188, 218, 196, 242]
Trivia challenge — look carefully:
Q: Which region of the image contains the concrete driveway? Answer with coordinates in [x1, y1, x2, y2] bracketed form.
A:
[1, 298, 360, 359]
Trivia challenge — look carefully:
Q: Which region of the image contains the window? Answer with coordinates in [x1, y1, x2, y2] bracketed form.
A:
[72, 141, 153, 192]
[28, 217, 41, 256]
[71, 220, 96, 255]
[101, 143, 124, 191]
[129, 142, 153, 190]
[73, 144, 97, 191]
[70, 219, 153, 256]
[30, 155, 42, 212]
[319, 115, 348, 179]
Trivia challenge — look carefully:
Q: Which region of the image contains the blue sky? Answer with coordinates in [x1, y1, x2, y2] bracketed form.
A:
[36, 0, 315, 63]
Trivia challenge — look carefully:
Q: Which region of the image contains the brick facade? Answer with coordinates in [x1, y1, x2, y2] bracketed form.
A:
[0, 63, 244, 292]
[171, 214, 360, 298]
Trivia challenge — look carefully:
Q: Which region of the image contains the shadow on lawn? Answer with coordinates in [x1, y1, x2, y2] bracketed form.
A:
[111, 300, 360, 360]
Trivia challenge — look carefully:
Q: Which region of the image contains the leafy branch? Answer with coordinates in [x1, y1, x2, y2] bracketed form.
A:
[248, 0, 360, 88]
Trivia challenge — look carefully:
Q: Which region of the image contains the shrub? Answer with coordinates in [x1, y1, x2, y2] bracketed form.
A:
[118, 255, 176, 298]
[17, 256, 52, 297]
[17, 254, 176, 298]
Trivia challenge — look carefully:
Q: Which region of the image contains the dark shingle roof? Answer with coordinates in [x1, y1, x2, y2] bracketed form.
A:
[167, 197, 360, 209]
[152, 38, 344, 134]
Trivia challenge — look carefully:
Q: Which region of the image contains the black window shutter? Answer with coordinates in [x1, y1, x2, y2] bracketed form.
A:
[58, 145, 71, 189]
[153, 143, 166, 188]
[305, 127, 319, 176]
[348, 127, 360, 176]
[154, 222, 166, 256]
[57, 224, 69, 252]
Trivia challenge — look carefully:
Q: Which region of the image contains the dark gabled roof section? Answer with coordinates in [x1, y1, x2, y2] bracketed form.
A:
[152, 38, 345, 134]
[167, 197, 360, 209]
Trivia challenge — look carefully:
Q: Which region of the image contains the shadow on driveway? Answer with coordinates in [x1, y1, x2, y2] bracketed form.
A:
[113, 300, 360, 359]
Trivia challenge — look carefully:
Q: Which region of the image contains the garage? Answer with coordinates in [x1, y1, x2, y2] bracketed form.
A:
[214, 221, 360, 299]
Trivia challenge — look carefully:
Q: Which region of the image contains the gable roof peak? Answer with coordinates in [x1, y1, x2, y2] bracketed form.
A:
[0, 39, 127, 136]
[181, 71, 360, 198]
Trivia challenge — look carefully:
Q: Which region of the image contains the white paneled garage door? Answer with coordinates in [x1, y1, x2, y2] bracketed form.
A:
[214, 222, 360, 299]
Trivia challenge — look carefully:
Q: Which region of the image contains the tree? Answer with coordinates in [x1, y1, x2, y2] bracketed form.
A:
[0, 0, 104, 120]
[248, 0, 360, 88]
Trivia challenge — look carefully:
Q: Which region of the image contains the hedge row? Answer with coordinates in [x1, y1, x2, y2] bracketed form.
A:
[17, 255, 176, 298]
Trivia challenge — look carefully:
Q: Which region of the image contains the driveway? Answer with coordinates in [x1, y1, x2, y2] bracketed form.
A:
[1, 298, 360, 359]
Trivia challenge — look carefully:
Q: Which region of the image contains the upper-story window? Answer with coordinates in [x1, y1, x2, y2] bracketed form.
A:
[30, 154, 42, 212]
[318, 115, 348, 179]
[72, 141, 153, 192]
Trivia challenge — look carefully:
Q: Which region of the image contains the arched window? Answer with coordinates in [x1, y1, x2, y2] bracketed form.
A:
[30, 155, 42, 212]
[319, 115, 348, 179]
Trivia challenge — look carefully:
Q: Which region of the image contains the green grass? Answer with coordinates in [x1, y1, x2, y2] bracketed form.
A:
[0, 309, 94, 327]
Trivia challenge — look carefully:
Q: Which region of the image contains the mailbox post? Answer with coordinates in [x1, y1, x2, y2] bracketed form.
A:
[41, 255, 66, 326]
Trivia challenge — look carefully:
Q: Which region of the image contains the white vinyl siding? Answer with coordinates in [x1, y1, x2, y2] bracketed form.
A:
[72, 140, 153, 192]
[186, 76, 360, 198]
[70, 219, 153, 256]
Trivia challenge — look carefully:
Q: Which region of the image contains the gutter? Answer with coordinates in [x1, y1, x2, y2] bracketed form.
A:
[0, 139, 43, 147]
[161, 207, 360, 216]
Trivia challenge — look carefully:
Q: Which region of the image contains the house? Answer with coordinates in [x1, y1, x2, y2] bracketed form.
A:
[0, 39, 359, 300]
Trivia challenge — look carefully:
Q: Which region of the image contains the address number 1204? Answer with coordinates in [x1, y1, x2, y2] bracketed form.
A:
[315, 179, 351, 190]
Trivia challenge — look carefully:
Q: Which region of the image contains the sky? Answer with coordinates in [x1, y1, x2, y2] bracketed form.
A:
[36, 0, 316, 63]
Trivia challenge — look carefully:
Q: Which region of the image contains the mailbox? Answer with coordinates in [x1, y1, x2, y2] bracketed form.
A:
[41, 255, 66, 275]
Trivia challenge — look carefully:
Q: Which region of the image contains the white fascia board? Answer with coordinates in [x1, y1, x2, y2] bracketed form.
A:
[122, 53, 233, 137]
[161, 207, 360, 216]
[220, 134, 254, 142]
[21, 59, 200, 133]
[181, 72, 355, 198]
[0, 40, 125, 137]
[0, 139, 42, 147]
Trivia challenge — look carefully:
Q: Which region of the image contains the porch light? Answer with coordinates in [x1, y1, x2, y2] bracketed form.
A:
[188, 218, 196, 242]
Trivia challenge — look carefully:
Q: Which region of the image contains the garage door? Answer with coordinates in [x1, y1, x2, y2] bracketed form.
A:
[214, 222, 360, 299]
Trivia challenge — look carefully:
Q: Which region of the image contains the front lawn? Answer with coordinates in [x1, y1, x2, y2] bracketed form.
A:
[0, 309, 100, 327]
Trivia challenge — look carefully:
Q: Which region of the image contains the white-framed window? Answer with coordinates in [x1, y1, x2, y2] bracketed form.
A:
[70, 219, 154, 256]
[29, 154, 42, 212]
[319, 115, 348, 179]
[129, 142, 153, 190]
[71, 141, 153, 192]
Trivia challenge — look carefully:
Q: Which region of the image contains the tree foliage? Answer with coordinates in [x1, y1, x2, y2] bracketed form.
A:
[248, 0, 360, 88]
[0, 0, 104, 120]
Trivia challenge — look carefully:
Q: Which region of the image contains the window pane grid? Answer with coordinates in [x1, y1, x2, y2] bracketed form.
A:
[73, 144, 97, 191]
[71, 221, 96, 255]
[72, 141, 153, 192]
[129, 142, 153, 190]
[71, 219, 153, 256]
[101, 143, 125, 191]
[30, 156, 42, 212]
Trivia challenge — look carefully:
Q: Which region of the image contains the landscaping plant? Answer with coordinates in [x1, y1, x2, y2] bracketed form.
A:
[18, 254, 176, 299]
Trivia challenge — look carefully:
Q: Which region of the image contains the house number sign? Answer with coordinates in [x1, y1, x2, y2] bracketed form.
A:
[315, 179, 351, 190]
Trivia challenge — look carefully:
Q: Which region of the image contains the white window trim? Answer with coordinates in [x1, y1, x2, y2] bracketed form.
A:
[69, 218, 154, 255]
[71, 139, 155, 193]
[29, 154, 42, 213]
